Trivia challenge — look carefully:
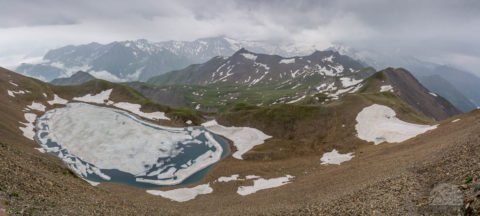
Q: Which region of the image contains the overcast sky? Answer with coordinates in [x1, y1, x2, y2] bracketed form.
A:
[0, 0, 479, 74]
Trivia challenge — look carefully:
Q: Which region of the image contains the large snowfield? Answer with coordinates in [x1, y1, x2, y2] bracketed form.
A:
[355, 104, 438, 144]
[35, 103, 225, 186]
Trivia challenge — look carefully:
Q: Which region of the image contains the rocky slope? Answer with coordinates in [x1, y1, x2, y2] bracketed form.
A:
[414, 65, 480, 109]
[380, 68, 461, 120]
[418, 74, 477, 112]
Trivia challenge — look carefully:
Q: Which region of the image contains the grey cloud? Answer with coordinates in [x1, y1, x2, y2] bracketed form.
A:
[0, 0, 479, 74]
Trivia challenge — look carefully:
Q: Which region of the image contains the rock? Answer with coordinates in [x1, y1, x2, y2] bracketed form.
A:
[471, 199, 480, 213]
[474, 184, 480, 192]
[464, 197, 475, 206]
[460, 184, 469, 190]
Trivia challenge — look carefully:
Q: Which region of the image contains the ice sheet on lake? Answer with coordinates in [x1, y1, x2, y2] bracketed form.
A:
[147, 183, 213, 202]
[202, 120, 271, 159]
[355, 104, 437, 144]
[35, 103, 224, 186]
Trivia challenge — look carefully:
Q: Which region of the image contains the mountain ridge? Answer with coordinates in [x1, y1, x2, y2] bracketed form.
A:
[50, 71, 95, 86]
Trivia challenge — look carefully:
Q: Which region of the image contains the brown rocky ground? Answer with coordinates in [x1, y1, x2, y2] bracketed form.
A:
[1, 68, 480, 215]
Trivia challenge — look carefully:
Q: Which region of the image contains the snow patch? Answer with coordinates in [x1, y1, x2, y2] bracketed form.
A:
[246, 175, 260, 180]
[35, 147, 46, 153]
[279, 58, 295, 64]
[27, 102, 46, 112]
[88, 70, 127, 82]
[85, 180, 100, 186]
[218, 174, 240, 182]
[73, 89, 112, 104]
[240, 53, 257, 61]
[380, 85, 393, 92]
[201, 120, 271, 159]
[7, 89, 27, 97]
[237, 175, 294, 196]
[47, 94, 68, 105]
[19, 113, 37, 140]
[113, 102, 170, 120]
[287, 95, 306, 104]
[322, 55, 334, 63]
[9, 81, 18, 86]
[340, 77, 363, 88]
[147, 183, 213, 202]
[355, 104, 437, 144]
[320, 149, 354, 165]
[451, 119, 461, 123]
[429, 92, 438, 97]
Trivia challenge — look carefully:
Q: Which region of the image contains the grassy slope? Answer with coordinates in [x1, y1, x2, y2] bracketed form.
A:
[145, 66, 376, 112]
[215, 71, 433, 160]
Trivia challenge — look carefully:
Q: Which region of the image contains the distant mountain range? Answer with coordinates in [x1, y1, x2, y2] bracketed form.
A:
[141, 49, 460, 121]
[329, 46, 480, 111]
[12, 36, 480, 112]
[15, 37, 320, 82]
[148, 48, 373, 87]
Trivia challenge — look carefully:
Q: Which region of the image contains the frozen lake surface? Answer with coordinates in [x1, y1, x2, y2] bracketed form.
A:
[35, 103, 229, 188]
